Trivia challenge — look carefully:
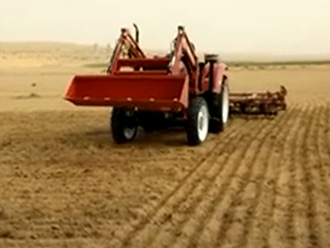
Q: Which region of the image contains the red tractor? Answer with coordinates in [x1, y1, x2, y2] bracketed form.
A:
[64, 25, 230, 145]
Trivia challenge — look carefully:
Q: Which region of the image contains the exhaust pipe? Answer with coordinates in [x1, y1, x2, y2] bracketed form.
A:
[133, 23, 139, 44]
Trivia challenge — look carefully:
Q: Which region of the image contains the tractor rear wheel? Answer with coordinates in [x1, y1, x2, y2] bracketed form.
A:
[186, 97, 210, 146]
[209, 79, 229, 133]
[111, 108, 138, 144]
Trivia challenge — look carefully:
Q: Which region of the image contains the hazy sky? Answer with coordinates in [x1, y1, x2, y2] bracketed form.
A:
[1, 0, 330, 54]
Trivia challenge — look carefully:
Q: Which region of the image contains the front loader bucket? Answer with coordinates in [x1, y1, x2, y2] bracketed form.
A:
[64, 74, 188, 112]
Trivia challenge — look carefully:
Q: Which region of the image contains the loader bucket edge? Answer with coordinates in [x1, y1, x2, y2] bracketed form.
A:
[64, 74, 189, 112]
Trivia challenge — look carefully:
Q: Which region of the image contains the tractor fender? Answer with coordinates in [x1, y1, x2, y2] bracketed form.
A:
[211, 62, 228, 94]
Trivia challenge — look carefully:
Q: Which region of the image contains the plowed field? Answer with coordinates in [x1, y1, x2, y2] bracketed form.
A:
[1, 61, 330, 248]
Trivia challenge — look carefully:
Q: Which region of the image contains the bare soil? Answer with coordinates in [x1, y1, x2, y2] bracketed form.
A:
[1, 43, 330, 248]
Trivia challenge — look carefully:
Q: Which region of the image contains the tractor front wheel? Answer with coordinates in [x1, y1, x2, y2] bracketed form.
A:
[186, 97, 210, 146]
[111, 108, 138, 144]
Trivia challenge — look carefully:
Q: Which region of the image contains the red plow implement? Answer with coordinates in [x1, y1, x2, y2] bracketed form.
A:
[229, 85, 287, 115]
